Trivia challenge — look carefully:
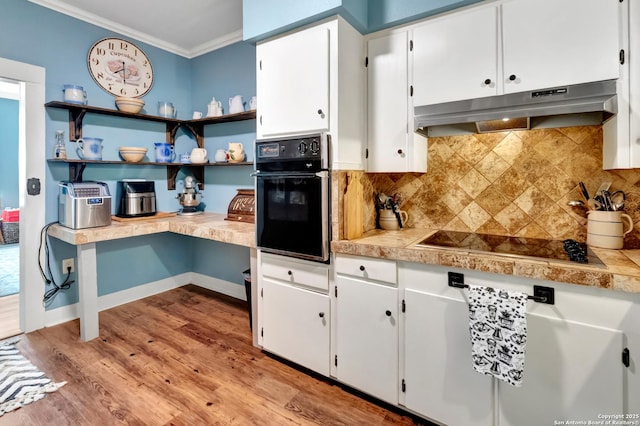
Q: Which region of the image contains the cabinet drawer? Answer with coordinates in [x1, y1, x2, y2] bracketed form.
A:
[335, 254, 397, 284]
[261, 253, 329, 292]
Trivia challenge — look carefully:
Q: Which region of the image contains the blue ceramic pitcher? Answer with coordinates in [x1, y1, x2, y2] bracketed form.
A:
[154, 142, 175, 163]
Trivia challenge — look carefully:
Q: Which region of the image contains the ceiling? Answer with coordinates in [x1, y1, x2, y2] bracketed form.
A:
[29, 0, 244, 59]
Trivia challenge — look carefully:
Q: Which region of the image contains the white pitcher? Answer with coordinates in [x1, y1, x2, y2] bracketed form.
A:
[227, 142, 244, 162]
[190, 147, 208, 164]
[229, 95, 244, 114]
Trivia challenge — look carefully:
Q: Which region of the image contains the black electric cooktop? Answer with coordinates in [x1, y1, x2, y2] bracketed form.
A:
[417, 230, 606, 268]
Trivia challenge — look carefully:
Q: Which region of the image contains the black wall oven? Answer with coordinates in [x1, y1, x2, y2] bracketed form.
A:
[254, 133, 330, 263]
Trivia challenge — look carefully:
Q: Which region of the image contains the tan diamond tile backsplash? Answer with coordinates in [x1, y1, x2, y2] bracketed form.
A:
[341, 125, 640, 248]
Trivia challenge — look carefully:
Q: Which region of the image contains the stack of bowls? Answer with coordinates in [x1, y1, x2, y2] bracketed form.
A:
[115, 97, 145, 114]
[119, 146, 148, 162]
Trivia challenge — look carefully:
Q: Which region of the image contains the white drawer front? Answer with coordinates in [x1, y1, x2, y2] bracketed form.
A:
[261, 253, 329, 292]
[335, 254, 397, 284]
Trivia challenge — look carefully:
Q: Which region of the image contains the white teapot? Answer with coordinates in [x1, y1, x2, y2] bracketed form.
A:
[229, 95, 244, 114]
[207, 98, 222, 117]
[190, 147, 208, 164]
[214, 149, 228, 163]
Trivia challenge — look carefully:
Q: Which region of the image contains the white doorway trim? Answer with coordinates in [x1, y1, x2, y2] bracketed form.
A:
[0, 57, 46, 333]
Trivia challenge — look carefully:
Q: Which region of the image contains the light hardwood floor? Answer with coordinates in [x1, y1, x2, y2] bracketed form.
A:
[1, 285, 432, 425]
[0, 293, 20, 340]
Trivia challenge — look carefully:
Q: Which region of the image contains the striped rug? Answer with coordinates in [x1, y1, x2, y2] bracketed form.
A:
[0, 338, 66, 416]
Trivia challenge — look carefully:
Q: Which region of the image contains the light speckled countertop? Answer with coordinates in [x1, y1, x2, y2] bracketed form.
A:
[48, 212, 255, 248]
[332, 228, 640, 294]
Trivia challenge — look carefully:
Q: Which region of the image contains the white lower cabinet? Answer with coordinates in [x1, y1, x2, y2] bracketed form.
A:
[400, 262, 630, 426]
[259, 252, 330, 376]
[499, 315, 623, 426]
[403, 288, 494, 426]
[334, 254, 399, 405]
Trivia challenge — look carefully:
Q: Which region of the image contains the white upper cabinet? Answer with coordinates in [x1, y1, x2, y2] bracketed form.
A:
[257, 25, 330, 137]
[412, 6, 499, 106]
[412, 0, 621, 106]
[367, 31, 427, 173]
[256, 17, 366, 170]
[501, 0, 620, 94]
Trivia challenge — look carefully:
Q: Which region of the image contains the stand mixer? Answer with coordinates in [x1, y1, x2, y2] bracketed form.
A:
[177, 176, 203, 215]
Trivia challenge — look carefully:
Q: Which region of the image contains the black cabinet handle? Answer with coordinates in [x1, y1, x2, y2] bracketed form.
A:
[508, 74, 517, 81]
[287, 270, 292, 276]
[397, 149, 403, 155]
[317, 109, 323, 115]
[484, 78, 491, 85]
[359, 265, 365, 271]
[385, 310, 392, 317]
[319, 312, 325, 318]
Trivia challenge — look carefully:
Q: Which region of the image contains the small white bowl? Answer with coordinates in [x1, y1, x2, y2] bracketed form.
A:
[115, 97, 145, 113]
[119, 147, 147, 162]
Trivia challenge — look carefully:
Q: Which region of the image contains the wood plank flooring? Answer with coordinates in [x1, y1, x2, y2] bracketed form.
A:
[0, 293, 20, 340]
[1, 285, 432, 426]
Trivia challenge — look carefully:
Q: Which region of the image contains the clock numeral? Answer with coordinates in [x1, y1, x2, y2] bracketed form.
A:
[120, 88, 127, 95]
[108, 42, 115, 50]
[133, 49, 138, 57]
[91, 58, 100, 66]
[96, 72, 105, 80]
[134, 88, 140, 95]
[107, 83, 113, 91]
[96, 48, 106, 56]
[142, 60, 148, 67]
[120, 42, 128, 50]
[143, 82, 148, 89]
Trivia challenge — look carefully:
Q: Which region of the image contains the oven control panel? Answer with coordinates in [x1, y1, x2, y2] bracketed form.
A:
[256, 134, 329, 170]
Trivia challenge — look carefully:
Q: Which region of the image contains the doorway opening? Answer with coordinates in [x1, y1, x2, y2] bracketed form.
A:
[0, 78, 21, 339]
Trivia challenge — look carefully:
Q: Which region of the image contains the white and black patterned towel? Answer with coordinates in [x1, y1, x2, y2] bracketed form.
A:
[468, 285, 528, 387]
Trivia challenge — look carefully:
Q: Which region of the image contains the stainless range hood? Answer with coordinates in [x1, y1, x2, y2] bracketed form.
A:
[414, 79, 618, 135]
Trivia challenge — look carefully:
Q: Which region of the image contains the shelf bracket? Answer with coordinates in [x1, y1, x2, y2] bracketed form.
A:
[166, 122, 181, 144]
[183, 123, 205, 148]
[68, 162, 86, 182]
[166, 165, 205, 190]
[68, 108, 87, 141]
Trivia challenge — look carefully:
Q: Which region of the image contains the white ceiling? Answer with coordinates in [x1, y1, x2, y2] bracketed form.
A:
[29, 0, 244, 59]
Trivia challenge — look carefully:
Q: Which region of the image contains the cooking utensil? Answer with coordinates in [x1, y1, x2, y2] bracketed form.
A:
[609, 190, 626, 211]
[567, 200, 585, 208]
[578, 182, 590, 203]
[601, 190, 613, 211]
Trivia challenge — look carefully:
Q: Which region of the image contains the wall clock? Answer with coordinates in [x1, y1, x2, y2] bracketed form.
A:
[87, 37, 154, 98]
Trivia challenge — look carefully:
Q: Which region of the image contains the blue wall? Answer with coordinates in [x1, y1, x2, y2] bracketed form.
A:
[1, 0, 256, 309]
[0, 98, 19, 209]
[243, 0, 481, 41]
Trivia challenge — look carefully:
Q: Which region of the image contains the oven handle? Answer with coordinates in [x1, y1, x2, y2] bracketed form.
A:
[251, 171, 329, 178]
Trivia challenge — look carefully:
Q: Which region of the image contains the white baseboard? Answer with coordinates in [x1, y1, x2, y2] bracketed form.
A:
[44, 272, 244, 328]
[190, 272, 247, 301]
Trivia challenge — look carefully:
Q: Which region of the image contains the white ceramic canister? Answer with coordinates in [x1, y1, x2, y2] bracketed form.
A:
[586, 210, 634, 249]
[379, 209, 409, 230]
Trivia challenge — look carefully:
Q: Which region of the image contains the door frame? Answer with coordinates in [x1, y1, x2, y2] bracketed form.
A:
[0, 57, 46, 333]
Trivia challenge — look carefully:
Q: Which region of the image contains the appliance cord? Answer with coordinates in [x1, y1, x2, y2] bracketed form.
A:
[39, 221, 75, 305]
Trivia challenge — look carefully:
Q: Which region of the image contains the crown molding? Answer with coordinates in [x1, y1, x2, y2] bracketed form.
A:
[28, 0, 242, 59]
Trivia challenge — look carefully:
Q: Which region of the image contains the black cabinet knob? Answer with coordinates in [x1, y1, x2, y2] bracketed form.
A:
[397, 149, 403, 155]
[385, 310, 392, 317]
[319, 312, 325, 318]
[359, 265, 365, 271]
[484, 78, 492, 85]
[317, 109, 323, 115]
[509, 74, 517, 81]
[287, 270, 292, 276]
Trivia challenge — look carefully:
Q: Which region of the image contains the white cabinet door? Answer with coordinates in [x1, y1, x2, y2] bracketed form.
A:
[502, 0, 620, 93]
[261, 278, 330, 376]
[412, 6, 498, 106]
[257, 25, 329, 137]
[367, 32, 410, 172]
[335, 275, 398, 404]
[499, 314, 623, 425]
[404, 288, 494, 426]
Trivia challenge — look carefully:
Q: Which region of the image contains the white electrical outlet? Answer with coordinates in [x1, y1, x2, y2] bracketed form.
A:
[62, 258, 75, 273]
